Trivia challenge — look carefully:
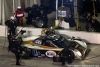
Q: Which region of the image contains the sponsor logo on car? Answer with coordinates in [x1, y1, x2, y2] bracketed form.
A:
[32, 50, 41, 56]
[45, 51, 56, 57]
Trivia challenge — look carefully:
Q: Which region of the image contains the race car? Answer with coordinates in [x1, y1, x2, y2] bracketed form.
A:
[14, 29, 90, 64]
[21, 34, 70, 59]
[21, 33, 90, 60]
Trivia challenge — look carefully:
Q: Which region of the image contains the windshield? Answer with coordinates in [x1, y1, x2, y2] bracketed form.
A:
[53, 36, 71, 48]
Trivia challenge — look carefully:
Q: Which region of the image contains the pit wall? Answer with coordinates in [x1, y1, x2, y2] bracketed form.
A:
[0, 25, 100, 44]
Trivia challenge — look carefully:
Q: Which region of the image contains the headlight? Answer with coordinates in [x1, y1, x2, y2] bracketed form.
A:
[72, 49, 82, 59]
[76, 51, 82, 57]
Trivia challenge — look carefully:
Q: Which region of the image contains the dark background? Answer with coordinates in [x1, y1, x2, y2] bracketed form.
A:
[41, 0, 100, 16]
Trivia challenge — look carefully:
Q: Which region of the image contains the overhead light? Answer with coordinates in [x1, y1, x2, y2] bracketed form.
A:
[69, 0, 73, 2]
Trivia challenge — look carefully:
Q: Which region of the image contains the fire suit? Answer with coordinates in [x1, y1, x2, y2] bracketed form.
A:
[15, 10, 25, 26]
[59, 47, 75, 66]
[8, 36, 23, 65]
[5, 20, 17, 36]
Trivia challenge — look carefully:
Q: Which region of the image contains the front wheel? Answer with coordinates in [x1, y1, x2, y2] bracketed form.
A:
[82, 49, 91, 60]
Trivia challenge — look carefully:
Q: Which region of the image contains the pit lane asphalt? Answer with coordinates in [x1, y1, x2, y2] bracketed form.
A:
[0, 37, 100, 67]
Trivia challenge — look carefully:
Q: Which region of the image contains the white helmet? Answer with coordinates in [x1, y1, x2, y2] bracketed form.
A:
[50, 27, 53, 30]
[17, 6, 21, 9]
[10, 16, 15, 20]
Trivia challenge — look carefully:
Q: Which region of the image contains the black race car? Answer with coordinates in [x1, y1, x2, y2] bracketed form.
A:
[14, 30, 91, 64]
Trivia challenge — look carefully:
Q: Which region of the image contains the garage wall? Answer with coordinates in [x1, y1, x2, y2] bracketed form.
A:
[0, 0, 1, 24]
[0, 25, 100, 44]
[4, 0, 13, 20]
[0, 0, 5, 25]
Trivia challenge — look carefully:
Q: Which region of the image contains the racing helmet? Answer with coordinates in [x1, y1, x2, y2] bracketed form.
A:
[10, 16, 15, 20]
[49, 26, 54, 30]
[17, 6, 21, 9]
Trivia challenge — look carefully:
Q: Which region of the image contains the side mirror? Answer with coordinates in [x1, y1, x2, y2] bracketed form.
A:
[71, 36, 75, 40]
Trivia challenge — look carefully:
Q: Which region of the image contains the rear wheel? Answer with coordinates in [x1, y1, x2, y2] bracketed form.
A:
[22, 48, 32, 59]
[53, 56, 61, 62]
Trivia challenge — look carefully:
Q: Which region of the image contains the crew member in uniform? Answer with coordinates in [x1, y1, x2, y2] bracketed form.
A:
[8, 35, 23, 65]
[15, 6, 25, 26]
[5, 16, 17, 44]
[45, 27, 55, 35]
[39, 9, 48, 28]
[59, 47, 75, 66]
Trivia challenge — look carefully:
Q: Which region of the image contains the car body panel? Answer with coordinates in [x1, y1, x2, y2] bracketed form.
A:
[22, 36, 40, 41]
[23, 44, 63, 51]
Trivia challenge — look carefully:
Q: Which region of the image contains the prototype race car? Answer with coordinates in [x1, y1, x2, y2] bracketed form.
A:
[21, 34, 70, 59]
[21, 33, 90, 61]
[14, 29, 90, 64]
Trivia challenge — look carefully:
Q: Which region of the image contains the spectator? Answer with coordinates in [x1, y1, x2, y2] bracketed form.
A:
[26, 5, 40, 25]
[85, 12, 92, 23]
[85, 12, 92, 31]
[26, 10, 33, 25]
[90, 19, 100, 32]
[65, 14, 76, 30]
[39, 9, 48, 28]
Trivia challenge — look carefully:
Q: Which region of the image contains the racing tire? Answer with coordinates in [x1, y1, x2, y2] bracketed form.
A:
[22, 48, 32, 59]
[53, 56, 63, 62]
[53, 56, 60, 62]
